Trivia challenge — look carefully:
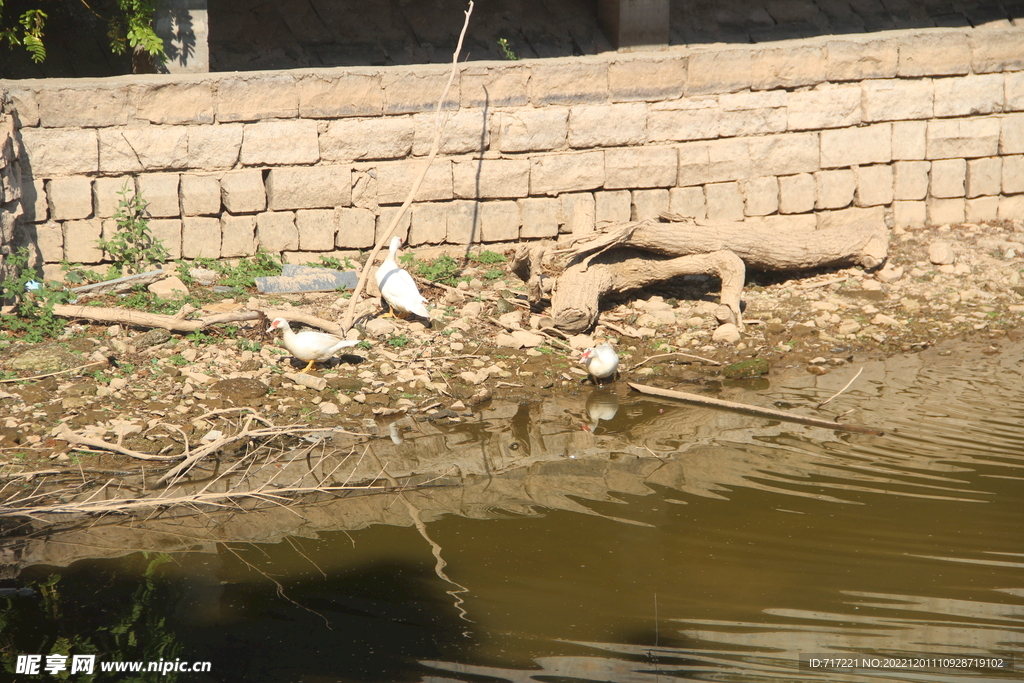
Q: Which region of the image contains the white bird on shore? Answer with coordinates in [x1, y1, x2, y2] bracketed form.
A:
[268, 317, 358, 373]
[374, 236, 429, 320]
[580, 343, 620, 384]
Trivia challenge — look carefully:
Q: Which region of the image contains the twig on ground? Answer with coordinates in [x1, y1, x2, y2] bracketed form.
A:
[628, 352, 722, 371]
[815, 367, 864, 409]
[0, 360, 109, 384]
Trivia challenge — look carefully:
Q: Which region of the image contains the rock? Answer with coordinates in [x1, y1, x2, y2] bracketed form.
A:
[928, 241, 956, 265]
[188, 267, 220, 286]
[319, 402, 340, 415]
[498, 311, 522, 329]
[723, 358, 769, 379]
[837, 320, 861, 335]
[62, 383, 98, 398]
[871, 313, 901, 326]
[182, 371, 216, 385]
[285, 372, 328, 391]
[860, 279, 882, 291]
[364, 318, 397, 337]
[461, 301, 483, 318]
[8, 345, 84, 373]
[148, 275, 190, 297]
[567, 334, 595, 350]
[875, 263, 904, 283]
[133, 328, 172, 348]
[326, 377, 365, 392]
[711, 323, 741, 343]
[107, 325, 123, 337]
[806, 365, 830, 375]
[686, 316, 704, 328]
[211, 378, 269, 399]
[497, 330, 546, 348]
[109, 377, 128, 391]
[791, 324, 816, 338]
[495, 297, 516, 314]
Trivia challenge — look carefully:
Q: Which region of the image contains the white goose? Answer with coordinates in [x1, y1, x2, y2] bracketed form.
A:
[268, 318, 358, 373]
[580, 343, 620, 384]
[374, 236, 429, 320]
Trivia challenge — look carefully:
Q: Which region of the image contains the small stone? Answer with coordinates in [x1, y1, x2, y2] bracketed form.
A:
[723, 358, 769, 379]
[462, 301, 483, 318]
[498, 311, 522, 329]
[686, 316, 704, 328]
[319, 402, 340, 414]
[861, 279, 882, 291]
[133, 328, 172, 348]
[109, 377, 128, 391]
[837, 320, 861, 335]
[148, 275, 190, 297]
[364, 318, 398, 337]
[711, 323, 741, 344]
[807, 365, 830, 375]
[875, 263, 904, 283]
[871, 313, 901, 326]
[567, 334, 595, 350]
[928, 241, 956, 265]
[107, 325, 123, 337]
[188, 267, 219, 285]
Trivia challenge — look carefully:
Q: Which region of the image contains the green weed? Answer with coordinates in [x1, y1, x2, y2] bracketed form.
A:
[0, 247, 71, 342]
[387, 334, 411, 348]
[97, 183, 170, 275]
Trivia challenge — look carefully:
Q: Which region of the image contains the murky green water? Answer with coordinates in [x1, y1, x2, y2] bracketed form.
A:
[3, 340, 1023, 681]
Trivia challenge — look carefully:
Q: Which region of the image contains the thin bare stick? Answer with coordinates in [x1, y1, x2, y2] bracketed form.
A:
[341, 1, 474, 333]
[815, 367, 864, 409]
[628, 352, 722, 371]
[0, 360, 109, 384]
[55, 426, 180, 461]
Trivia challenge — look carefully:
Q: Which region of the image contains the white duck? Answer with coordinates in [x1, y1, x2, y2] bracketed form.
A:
[374, 236, 429, 320]
[268, 318, 358, 373]
[580, 343, 620, 384]
[582, 390, 619, 433]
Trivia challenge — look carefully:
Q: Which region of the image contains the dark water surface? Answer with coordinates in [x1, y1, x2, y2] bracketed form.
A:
[4, 340, 1023, 681]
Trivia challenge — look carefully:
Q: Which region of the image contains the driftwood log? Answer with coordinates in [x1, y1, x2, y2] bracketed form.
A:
[511, 213, 889, 334]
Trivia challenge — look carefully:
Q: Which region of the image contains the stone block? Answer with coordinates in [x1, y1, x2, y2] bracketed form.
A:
[133, 82, 215, 124]
[1001, 113, 1024, 154]
[375, 206, 411, 244]
[568, 103, 647, 148]
[814, 169, 856, 209]
[966, 196, 1000, 222]
[18, 128, 98, 176]
[240, 120, 319, 166]
[495, 108, 568, 153]
[336, 207, 376, 249]
[148, 219, 182, 260]
[927, 118, 1000, 159]
[826, 38, 898, 81]
[559, 192, 595, 234]
[22, 179, 48, 223]
[412, 109, 489, 156]
[892, 120, 927, 160]
[530, 151, 605, 196]
[220, 214, 257, 257]
[479, 200, 519, 242]
[967, 157, 1002, 198]
[519, 197, 560, 238]
[861, 79, 934, 121]
[686, 48, 753, 95]
[221, 170, 266, 213]
[971, 27, 1024, 74]
[927, 197, 965, 225]
[180, 175, 221, 216]
[718, 90, 787, 137]
[63, 220, 104, 263]
[382, 66, 459, 115]
[750, 132, 820, 176]
[320, 118, 414, 162]
[99, 127, 188, 173]
[604, 147, 677, 189]
[894, 161, 931, 200]
[46, 177, 93, 220]
[1007, 72, 1024, 112]
[998, 194, 1024, 220]
[35, 222, 64, 263]
[648, 98, 719, 142]
[4, 86, 40, 127]
[786, 86, 861, 130]
[375, 159, 452, 205]
[677, 142, 710, 186]
[705, 138, 754, 183]
[595, 190, 632, 224]
[92, 177, 130, 219]
[855, 165, 894, 207]
[459, 66, 530, 108]
[187, 124, 243, 170]
[705, 182, 744, 221]
[295, 209, 337, 251]
[182, 216, 221, 259]
[1003, 155, 1024, 195]
[751, 45, 826, 90]
[631, 189, 669, 221]
[137, 173, 181, 218]
[528, 61, 609, 105]
[742, 176, 778, 216]
[820, 124, 891, 168]
[893, 200, 926, 228]
[933, 74, 1004, 118]
[266, 166, 352, 210]
[609, 57, 686, 102]
[36, 86, 129, 128]
[898, 31, 971, 77]
[453, 158, 530, 199]
[779, 173, 815, 214]
[669, 186, 706, 219]
[217, 74, 298, 122]
[410, 202, 447, 245]
[297, 71, 383, 118]
[256, 211, 298, 252]
[446, 200, 479, 244]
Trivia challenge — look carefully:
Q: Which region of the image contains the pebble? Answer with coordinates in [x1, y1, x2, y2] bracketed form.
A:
[711, 323, 741, 344]
[929, 241, 957, 265]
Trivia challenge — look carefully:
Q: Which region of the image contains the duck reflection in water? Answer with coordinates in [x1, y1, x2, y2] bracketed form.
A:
[582, 388, 619, 433]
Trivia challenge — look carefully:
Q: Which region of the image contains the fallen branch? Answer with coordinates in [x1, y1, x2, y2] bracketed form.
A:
[627, 382, 885, 436]
[628, 352, 721, 371]
[0, 360, 109, 384]
[56, 425, 181, 461]
[70, 268, 167, 297]
[45, 305, 340, 335]
[815, 367, 863, 409]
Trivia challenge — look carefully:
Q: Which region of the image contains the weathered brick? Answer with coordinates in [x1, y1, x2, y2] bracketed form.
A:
[894, 161, 931, 200]
[148, 219, 182, 260]
[718, 90, 787, 137]
[967, 157, 1002, 198]
[648, 98, 719, 142]
[786, 86, 861, 130]
[750, 132, 820, 176]
[631, 189, 669, 220]
[99, 127, 189, 173]
[898, 31, 971, 77]
[892, 120, 927, 160]
[295, 209, 337, 250]
[496, 109, 568, 153]
[927, 197, 965, 224]
[927, 118, 1000, 159]
[382, 66, 459, 114]
[478, 200, 520, 242]
[256, 211, 298, 252]
[1003, 154, 1024, 195]
[559, 192, 595, 234]
[705, 138, 754, 182]
[375, 159, 452, 205]
[855, 164, 894, 207]
[133, 82, 215, 124]
[336, 207, 376, 249]
[93, 177, 131, 219]
[460, 66, 530, 108]
[779, 173, 815, 214]
[530, 151, 605, 196]
[321, 117, 413, 162]
[893, 200, 927, 228]
[861, 79, 934, 122]
[187, 124, 243, 170]
[221, 170, 266, 214]
[528, 61, 609, 105]
[220, 214, 257, 257]
[217, 74, 298, 122]
[595, 190, 631, 224]
[519, 197, 560, 238]
[820, 124, 892, 168]
[970, 27, 1024, 74]
[375, 206, 411, 244]
[412, 109, 489, 156]
[266, 166, 352, 210]
[669, 186, 706, 219]
[604, 147, 677, 189]
[180, 175, 221, 216]
[1001, 113, 1024, 154]
[569, 103, 647, 148]
[998, 194, 1024, 220]
[137, 173, 181, 218]
[705, 182, 744, 221]
[240, 120, 319, 166]
[814, 169, 856, 209]
[36, 85, 129, 128]
[446, 200, 479, 244]
[966, 196, 1000, 222]
[63, 219, 104, 263]
[22, 179, 48, 223]
[18, 128, 98, 176]
[1006, 72, 1024, 112]
[453, 158, 530, 199]
[4, 86, 40, 127]
[410, 202, 447, 245]
[751, 45, 826, 90]
[686, 48, 753, 96]
[609, 56, 686, 102]
[933, 74, 1004, 118]
[46, 177, 93, 220]
[826, 37, 898, 81]
[181, 216, 221, 259]
[297, 71, 383, 118]
[742, 176, 778, 216]
[677, 142, 710, 187]
[35, 222, 63, 263]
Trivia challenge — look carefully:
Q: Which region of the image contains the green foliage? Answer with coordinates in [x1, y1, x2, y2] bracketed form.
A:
[387, 334, 411, 348]
[316, 255, 357, 271]
[167, 354, 188, 366]
[0, 247, 71, 342]
[470, 249, 507, 265]
[401, 253, 463, 286]
[237, 339, 262, 352]
[97, 184, 170, 275]
[497, 37, 518, 61]
[189, 251, 282, 289]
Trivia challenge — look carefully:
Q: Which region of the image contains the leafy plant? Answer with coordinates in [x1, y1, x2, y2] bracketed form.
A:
[316, 255, 357, 271]
[188, 251, 282, 289]
[470, 249, 507, 265]
[0, 247, 71, 342]
[167, 354, 188, 366]
[400, 253, 462, 286]
[387, 334, 411, 348]
[497, 37, 518, 61]
[97, 183, 170, 275]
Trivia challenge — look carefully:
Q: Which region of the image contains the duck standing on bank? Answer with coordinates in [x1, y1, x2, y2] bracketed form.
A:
[374, 236, 430, 320]
[580, 343, 620, 384]
[268, 317, 359, 373]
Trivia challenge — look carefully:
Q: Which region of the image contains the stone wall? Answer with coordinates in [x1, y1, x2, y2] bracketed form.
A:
[2, 26, 1024, 278]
